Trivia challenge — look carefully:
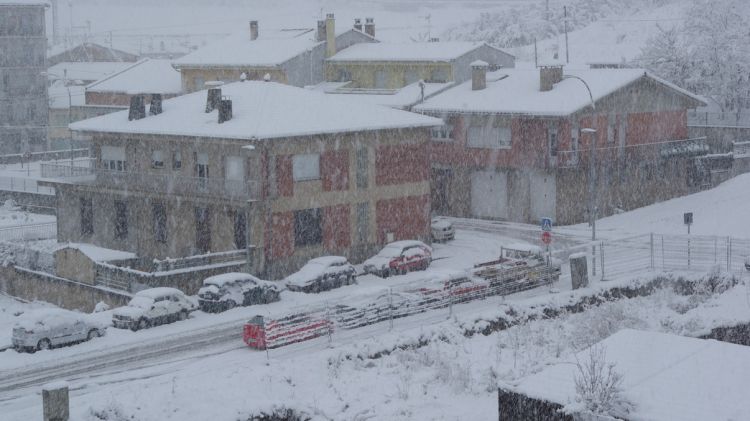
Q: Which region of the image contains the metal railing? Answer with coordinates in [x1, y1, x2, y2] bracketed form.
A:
[40, 162, 260, 200]
[688, 110, 750, 128]
[555, 137, 709, 169]
[0, 223, 56, 242]
[0, 176, 54, 195]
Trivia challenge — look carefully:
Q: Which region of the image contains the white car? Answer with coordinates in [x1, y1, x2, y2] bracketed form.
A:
[198, 272, 281, 313]
[112, 287, 197, 331]
[12, 308, 106, 353]
[431, 217, 455, 242]
[285, 256, 356, 293]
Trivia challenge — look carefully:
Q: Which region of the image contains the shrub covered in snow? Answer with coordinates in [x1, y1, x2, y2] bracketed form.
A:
[568, 345, 633, 417]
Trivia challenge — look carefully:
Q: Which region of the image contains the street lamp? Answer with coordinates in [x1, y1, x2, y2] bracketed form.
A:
[41, 70, 74, 169]
[563, 75, 598, 241]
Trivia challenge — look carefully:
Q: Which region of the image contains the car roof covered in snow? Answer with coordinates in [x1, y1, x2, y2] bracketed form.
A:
[85, 58, 182, 95]
[202, 272, 277, 288]
[285, 256, 350, 286]
[508, 329, 750, 421]
[308, 256, 348, 266]
[14, 308, 83, 330]
[134, 287, 183, 299]
[70, 81, 442, 141]
[414, 67, 705, 117]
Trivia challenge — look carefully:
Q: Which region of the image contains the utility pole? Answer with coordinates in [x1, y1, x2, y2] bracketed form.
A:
[564, 6, 570, 63]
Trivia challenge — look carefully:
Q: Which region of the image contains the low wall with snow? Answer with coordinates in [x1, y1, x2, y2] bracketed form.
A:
[0, 265, 131, 312]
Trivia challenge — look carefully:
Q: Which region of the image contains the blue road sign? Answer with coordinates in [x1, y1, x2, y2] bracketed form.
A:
[541, 217, 553, 232]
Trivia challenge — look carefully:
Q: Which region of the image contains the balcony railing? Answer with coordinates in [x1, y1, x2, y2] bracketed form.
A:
[40, 162, 260, 200]
[554, 137, 709, 169]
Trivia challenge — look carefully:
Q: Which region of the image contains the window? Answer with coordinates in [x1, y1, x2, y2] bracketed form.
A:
[548, 129, 558, 157]
[337, 68, 351, 82]
[292, 154, 320, 181]
[233, 210, 247, 249]
[195, 207, 212, 253]
[196, 152, 209, 178]
[152, 202, 167, 243]
[80, 198, 93, 236]
[193, 76, 204, 90]
[152, 150, 164, 168]
[429, 67, 449, 83]
[356, 147, 368, 189]
[431, 125, 454, 141]
[114, 200, 128, 239]
[172, 151, 182, 170]
[404, 69, 419, 85]
[356, 202, 369, 244]
[374, 70, 387, 89]
[294, 208, 322, 247]
[225, 156, 244, 181]
[101, 146, 126, 171]
[467, 125, 511, 149]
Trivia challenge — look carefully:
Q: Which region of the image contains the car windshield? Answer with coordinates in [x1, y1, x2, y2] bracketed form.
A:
[378, 245, 404, 258]
[129, 296, 154, 309]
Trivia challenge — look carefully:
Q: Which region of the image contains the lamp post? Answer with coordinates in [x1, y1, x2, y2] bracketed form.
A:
[41, 70, 74, 169]
[563, 75, 597, 241]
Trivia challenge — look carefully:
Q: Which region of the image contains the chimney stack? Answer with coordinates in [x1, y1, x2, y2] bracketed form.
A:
[471, 60, 488, 91]
[317, 20, 326, 42]
[249, 20, 259, 40]
[205, 88, 222, 113]
[149, 93, 163, 115]
[364, 17, 375, 37]
[325, 13, 336, 58]
[539, 64, 563, 92]
[354, 18, 363, 32]
[428, 37, 440, 43]
[128, 95, 145, 121]
[218, 97, 232, 124]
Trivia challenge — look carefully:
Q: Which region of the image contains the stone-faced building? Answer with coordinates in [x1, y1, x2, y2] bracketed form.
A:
[0, 1, 48, 153]
[51, 80, 440, 278]
[414, 63, 706, 225]
[325, 41, 515, 90]
[172, 14, 376, 93]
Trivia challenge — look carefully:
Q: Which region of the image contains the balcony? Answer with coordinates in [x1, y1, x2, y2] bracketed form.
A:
[40, 161, 260, 201]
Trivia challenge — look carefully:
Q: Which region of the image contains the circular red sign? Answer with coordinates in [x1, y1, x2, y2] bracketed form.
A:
[541, 231, 552, 244]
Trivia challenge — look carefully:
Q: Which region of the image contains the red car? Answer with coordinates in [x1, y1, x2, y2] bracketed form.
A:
[363, 240, 432, 277]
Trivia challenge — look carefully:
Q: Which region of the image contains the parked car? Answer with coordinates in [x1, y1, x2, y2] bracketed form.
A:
[198, 273, 281, 313]
[285, 256, 356, 293]
[112, 287, 197, 331]
[12, 308, 106, 353]
[431, 217, 455, 242]
[363, 240, 432, 277]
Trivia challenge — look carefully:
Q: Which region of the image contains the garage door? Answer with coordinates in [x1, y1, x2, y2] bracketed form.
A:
[529, 171, 556, 222]
[471, 170, 508, 219]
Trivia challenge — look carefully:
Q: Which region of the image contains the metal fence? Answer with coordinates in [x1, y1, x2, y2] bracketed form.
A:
[688, 110, 750, 128]
[0, 177, 54, 195]
[0, 223, 56, 242]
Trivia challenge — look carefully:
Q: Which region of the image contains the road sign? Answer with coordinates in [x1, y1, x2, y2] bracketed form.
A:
[684, 212, 693, 225]
[541, 231, 552, 245]
[541, 217, 553, 232]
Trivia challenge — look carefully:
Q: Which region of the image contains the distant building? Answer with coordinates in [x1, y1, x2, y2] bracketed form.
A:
[84, 58, 183, 106]
[414, 63, 706, 224]
[46, 42, 138, 66]
[48, 81, 440, 279]
[0, 1, 49, 153]
[172, 14, 376, 92]
[47, 61, 132, 85]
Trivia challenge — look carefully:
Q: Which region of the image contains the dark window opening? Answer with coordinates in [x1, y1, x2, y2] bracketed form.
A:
[114, 200, 128, 239]
[195, 207, 212, 253]
[80, 198, 93, 236]
[233, 211, 247, 249]
[294, 208, 322, 247]
[356, 147, 368, 189]
[153, 202, 167, 243]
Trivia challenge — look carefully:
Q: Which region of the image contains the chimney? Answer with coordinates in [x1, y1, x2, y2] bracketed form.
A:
[325, 13, 336, 57]
[128, 95, 145, 121]
[539, 64, 563, 92]
[428, 37, 440, 43]
[218, 97, 232, 124]
[149, 93, 163, 115]
[471, 60, 488, 91]
[364, 17, 375, 38]
[317, 20, 326, 42]
[353, 18, 362, 32]
[205, 88, 222, 113]
[249, 20, 259, 41]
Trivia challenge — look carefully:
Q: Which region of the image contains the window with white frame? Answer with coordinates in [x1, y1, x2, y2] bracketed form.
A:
[292, 153, 320, 181]
[467, 125, 511, 149]
[101, 146, 126, 171]
[225, 156, 244, 181]
[152, 149, 165, 168]
[431, 125, 454, 141]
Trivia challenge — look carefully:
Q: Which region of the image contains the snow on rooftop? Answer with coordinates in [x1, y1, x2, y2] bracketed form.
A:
[47, 62, 132, 83]
[510, 329, 750, 421]
[85, 58, 182, 95]
[328, 41, 486, 62]
[70, 81, 442, 141]
[48, 83, 85, 109]
[309, 80, 454, 110]
[61, 243, 136, 262]
[415, 67, 702, 116]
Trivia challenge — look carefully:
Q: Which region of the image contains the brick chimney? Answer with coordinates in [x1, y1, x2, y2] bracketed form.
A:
[149, 93, 163, 115]
[354, 18, 362, 32]
[218, 97, 232, 124]
[364, 17, 375, 37]
[205, 88, 222, 113]
[317, 20, 326, 42]
[471, 60, 488, 91]
[539, 64, 563, 92]
[325, 13, 336, 57]
[249, 20, 259, 40]
[128, 95, 145, 120]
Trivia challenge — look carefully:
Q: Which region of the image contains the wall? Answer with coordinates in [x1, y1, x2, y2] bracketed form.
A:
[325, 61, 453, 89]
[453, 44, 515, 82]
[85, 91, 181, 107]
[180, 67, 287, 93]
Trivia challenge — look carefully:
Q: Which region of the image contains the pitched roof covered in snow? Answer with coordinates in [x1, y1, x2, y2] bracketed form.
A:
[86, 58, 182, 95]
[309, 80, 454, 110]
[508, 329, 750, 421]
[47, 61, 132, 83]
[328, 41, 493, 62]
[70, 81, 442, 140]
[414, 67, 705, 117]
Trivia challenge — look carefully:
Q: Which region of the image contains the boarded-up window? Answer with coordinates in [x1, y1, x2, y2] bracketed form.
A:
[225, 156, 244, 181]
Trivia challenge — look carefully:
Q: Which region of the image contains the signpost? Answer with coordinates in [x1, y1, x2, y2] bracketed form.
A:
[684, 212, 693, 266]
[540, 218, 553, 272]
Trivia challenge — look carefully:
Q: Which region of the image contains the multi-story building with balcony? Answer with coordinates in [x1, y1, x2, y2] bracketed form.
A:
[0, 1, 48, 153]
[414, 63, 706, 224]
[45, 80, 441, 278]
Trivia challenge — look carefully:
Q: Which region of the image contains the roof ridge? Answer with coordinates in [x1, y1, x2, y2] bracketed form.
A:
[86, 58, 150, 90]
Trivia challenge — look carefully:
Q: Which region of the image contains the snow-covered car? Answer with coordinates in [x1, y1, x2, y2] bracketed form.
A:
[198, 272, 281, 313]
[12, 308, 106, 353]
[112, 287, 197, 331]
[285, 256, 356, 293]
[363, 240, 432, 277]
[431, 217, 455, 242]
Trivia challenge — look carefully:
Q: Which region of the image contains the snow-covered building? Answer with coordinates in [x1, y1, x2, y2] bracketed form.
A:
[172, 15, 376, 92]
[47, 42, 138, 66]
[414, 64, 706, 224]
[325, 41, 515, 90]
[84, 58, 183, 106]
[499, 329, 750, 421]
[47, 80, 441, 279]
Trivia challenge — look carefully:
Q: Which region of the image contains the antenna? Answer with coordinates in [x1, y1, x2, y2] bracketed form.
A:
[564, 6, 570, 63]
[534, 38, 538, 68]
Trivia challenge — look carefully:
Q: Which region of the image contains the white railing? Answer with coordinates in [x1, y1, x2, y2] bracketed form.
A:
[0, 176, 54, 195]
